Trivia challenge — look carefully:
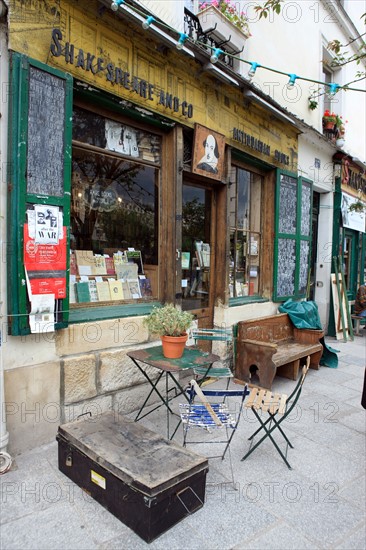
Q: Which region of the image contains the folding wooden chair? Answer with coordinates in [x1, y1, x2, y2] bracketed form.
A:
[190, 327, 234, 383]
[241, 357, 310, 469]
[180, 379, 250, 484]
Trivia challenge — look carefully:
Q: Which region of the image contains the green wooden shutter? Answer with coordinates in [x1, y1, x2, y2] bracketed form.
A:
[7, 53, 73, 336]
[273, 171, 313, 302]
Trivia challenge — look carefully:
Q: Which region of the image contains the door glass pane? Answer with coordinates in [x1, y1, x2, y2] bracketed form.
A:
[229, 168, 262, 297]
[182, 184, 211, 310]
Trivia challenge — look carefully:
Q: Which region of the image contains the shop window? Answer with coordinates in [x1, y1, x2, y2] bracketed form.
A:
[228, 168, 262, 298]
[273, 173, 312, 301]
[70, 107, 160, 304]
[7, 52, 163, 336]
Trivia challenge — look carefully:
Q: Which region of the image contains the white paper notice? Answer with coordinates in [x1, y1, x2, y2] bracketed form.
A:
[34, 205, 60, 244]
[27, 210, 36, 238]
[29, 294, 55, 333]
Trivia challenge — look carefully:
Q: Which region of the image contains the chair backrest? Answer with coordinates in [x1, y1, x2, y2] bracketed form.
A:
[191, 327, 233, 343]
[191, 327, 234, 367]
[284, 356, 310, 414]
[186, 378, 250, 427]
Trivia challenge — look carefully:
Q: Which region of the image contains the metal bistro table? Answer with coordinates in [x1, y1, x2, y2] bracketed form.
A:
[127, 346, 220, 440]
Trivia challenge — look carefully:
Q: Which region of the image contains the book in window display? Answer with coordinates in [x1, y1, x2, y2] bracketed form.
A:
[94, 255, 107, 275]
[181, 252, 190, 270]
[115, 262, 138, 282]
[75, 281, 91, 303]
[75, 250, 96, 276]
[127, 279, 142, 299]
[88, 279, 99, 302]
[139, 278, 152, 297]
[195, 241, 203, 267]
[105, 256, 115, 275]
[96, 281, 111, 302]
[122, 281, 132, 300]
[201, 243, 210, 267]
[126, 250, 144, 274]
[70, 252, 77, 275]
[113, 251, 128, 267]
[108, 280, 124, 301]
[69, 280, 77, 304]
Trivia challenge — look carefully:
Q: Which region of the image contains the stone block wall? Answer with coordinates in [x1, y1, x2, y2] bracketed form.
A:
[5, 316, 172, 454]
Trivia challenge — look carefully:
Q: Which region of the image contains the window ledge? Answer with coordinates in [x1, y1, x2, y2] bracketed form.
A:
[229, 296, 268, 307]
[69, 301, 161, 324]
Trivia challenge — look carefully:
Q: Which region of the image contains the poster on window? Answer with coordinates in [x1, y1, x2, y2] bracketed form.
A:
[192, 124, 225, 181]
[24, 223, 67, 298]
[34, 204, 60, 244]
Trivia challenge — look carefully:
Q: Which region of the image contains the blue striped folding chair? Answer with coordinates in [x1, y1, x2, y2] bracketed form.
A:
[179, 379, 250, 484]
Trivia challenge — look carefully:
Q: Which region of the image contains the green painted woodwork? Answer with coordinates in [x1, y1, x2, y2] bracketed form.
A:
[69, 302, 161, 324]
[229, 296, 268, 307]
[273, 170, 313, 302]
[7, 53, 73, 335]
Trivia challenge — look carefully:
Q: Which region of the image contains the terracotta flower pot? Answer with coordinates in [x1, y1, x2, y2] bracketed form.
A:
[323, 121, 335, 130]
[161, 333, 188, 359]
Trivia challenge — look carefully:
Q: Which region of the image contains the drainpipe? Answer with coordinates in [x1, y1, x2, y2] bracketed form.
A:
[0, 0, 10, 458]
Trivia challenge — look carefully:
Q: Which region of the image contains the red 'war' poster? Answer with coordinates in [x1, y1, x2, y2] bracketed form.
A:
[23, 224, 67, 298]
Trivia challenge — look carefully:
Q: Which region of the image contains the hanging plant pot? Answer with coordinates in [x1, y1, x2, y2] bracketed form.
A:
[336, 138, 346, 147]
[161, 333, 188, 359]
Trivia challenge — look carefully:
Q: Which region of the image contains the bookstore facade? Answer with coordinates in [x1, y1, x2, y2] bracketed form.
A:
[4, 1, 305, 452]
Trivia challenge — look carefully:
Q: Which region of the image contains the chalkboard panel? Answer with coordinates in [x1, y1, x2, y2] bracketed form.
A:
[276, 238, 296, 297]
[301, 182, 311, 236]
[27, 67, 65, 196]
[279, 174, 297, 234]
[299, 240, 310, 294]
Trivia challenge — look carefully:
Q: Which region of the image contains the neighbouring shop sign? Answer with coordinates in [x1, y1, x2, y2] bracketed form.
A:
[341, 192, 366, 233]
[50, 29, 194, 119]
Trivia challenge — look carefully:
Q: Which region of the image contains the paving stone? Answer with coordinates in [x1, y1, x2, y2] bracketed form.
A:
[0, 501, 97, 550]
[234, 520, 320, 549]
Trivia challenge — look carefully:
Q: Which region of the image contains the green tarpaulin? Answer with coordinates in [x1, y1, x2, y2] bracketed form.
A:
[278, 300, 339, 369]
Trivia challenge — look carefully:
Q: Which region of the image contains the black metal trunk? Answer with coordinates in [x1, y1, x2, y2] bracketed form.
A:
[57, 412, 208, 543]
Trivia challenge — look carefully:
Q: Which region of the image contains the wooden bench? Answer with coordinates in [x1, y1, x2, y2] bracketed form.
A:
[234, 313, 323, 390]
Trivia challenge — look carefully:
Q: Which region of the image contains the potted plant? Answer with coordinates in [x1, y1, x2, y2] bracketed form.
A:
[197, 1, 250, 53]
[144, 304, 194, 358]
[322, 110, 337, 130]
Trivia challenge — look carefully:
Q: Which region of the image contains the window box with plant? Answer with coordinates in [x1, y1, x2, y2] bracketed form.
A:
[197, 1, 250, 53]
[143, 304, 194, 358]
[322, 110, 337, 130]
